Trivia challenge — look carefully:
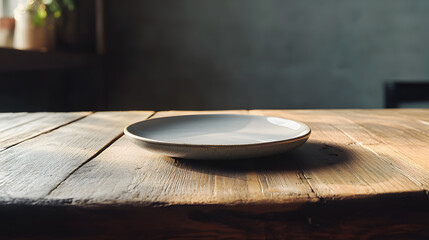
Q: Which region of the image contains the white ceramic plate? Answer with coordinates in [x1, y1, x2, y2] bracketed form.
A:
[124, 114, 311, 160]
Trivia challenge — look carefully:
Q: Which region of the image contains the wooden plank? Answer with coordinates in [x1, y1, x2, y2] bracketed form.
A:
[47, 110, 317, 206]
[250, 110, 423, 200]
[394, 108, 429, 122]
[3, 192, 429, 239]
[0, 112, 47, 132]
[0, 109, 428, 239]
[150, 109, 249, 118]
[0, 112, 91, 151]
[0, 111, 153, 200]
[326, 109, 429, 189]
[0, 113, 25, 120]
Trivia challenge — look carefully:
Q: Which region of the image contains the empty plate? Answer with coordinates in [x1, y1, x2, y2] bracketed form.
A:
[124, 114, 311, 160]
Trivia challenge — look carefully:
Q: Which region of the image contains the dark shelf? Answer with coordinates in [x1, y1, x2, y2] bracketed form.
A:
[0, 47, 102, 72]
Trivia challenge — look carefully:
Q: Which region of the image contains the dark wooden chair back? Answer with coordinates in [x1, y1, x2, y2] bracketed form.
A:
[384, 82, 429, 108]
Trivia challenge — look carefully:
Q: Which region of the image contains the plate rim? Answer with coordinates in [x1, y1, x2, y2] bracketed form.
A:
[124, 114, 311, 148]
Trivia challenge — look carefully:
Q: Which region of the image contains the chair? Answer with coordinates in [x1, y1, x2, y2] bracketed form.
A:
[384, 81, 429, 108]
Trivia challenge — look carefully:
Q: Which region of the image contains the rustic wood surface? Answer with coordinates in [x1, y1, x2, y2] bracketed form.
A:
[0, 109, 428, 239]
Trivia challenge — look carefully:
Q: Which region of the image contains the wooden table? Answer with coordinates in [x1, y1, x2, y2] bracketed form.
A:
[1, 110, 429, 239]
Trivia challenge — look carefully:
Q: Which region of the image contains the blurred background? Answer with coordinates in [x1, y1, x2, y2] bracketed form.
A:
[1, 0, 429, 112]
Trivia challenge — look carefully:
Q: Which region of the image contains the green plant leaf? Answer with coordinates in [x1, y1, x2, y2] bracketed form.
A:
[33, 6, 47, 26]
[62, 0, 75, 11]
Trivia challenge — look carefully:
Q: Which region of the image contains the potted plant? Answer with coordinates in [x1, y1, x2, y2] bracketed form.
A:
[13, 0, 74, 51]
[0, 17, 14, 48]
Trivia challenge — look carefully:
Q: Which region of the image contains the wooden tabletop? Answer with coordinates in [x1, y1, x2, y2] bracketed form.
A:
[1, 109, 429, 239]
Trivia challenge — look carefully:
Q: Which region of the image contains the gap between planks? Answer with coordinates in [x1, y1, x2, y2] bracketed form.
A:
[298, 171, 321, 199]
[0, 111, 155, 200]
[45, 111, 157, 197]
[0, 112, 94, 153]
[47, 110, 318, 205]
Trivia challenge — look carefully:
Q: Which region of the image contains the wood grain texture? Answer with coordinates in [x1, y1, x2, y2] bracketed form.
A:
[48, 109, 429, 204]
[1, 109, 429, 239]
[48, 110, 316, 206]
[2, 194, 429, 240]
[0, 112, 47, 132]
[0, 112, 90, 151]
[250, 110, 425, 200]
[150, 110, 249, 118]
[0, 111, 153, 200]
[328, 109, 429, 189]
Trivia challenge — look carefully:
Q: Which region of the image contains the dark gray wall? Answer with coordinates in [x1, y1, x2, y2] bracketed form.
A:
[105, 0, 429, 110]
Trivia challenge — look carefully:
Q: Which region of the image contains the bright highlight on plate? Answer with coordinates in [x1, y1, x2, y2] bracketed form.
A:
[124, 114, 311, 160]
